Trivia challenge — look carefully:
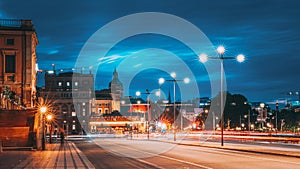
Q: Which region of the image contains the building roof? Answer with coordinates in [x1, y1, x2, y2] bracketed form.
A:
[0, 19, 35, 31]
[95, 89, 112, 100]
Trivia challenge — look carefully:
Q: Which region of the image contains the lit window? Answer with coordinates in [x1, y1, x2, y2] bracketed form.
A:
[82, 102, 85, 106]
[72, 125, 76, 130]
[82, 120, 85, 123]
[71, 112, 76, 116]
[82, 108, 85, 112]
[66, 81, 70, 86]
[83, 111, 85, 116]
[74, 82, 78, 86]
[58, 82, 62, 87]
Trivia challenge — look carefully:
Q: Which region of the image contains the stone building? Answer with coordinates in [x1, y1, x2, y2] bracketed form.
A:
[39, 71, 94, 134]
[0, 19, 38, 109]
[0, 19, 39, 148]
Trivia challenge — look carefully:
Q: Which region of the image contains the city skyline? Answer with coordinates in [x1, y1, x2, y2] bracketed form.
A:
[1, 1, 300, 104]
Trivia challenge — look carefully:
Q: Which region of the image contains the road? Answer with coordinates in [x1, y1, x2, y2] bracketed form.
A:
[74, 138, 300, 169]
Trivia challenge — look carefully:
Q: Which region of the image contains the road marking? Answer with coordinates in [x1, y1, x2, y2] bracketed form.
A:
[181, 145, 300, 166]
[93, 139, 213, 169]
[137, 159, 166, 169]
[70, 142, 95, 169]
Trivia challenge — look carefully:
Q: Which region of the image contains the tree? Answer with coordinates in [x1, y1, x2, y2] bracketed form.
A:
[278, 108, 300, 132]
[210, 92, 251, 129]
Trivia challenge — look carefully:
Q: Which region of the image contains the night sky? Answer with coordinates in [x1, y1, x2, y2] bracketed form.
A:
[1, 0, 300, 104]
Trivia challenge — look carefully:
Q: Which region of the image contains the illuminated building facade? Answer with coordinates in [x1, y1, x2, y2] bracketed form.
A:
[0, 19, 38, 109]
[39, 71, 94, 134]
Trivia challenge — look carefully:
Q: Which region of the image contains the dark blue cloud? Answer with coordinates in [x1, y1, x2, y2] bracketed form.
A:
[1, 0, 300, 103]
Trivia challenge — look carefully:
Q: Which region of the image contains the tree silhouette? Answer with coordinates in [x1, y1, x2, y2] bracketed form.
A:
[210, 92, 251, 129]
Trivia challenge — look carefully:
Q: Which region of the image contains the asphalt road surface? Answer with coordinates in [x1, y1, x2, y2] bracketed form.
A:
[74, 138, 300, 169]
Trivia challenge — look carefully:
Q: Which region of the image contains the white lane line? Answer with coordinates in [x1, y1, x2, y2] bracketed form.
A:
[94, 140, 213, 169]
[181, 145, 300, 166]
[137, 159, 166, 169]
[70, 142, 95, 169]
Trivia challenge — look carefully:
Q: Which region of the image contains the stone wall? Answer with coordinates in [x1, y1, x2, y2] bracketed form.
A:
[0, 110, 36, 147]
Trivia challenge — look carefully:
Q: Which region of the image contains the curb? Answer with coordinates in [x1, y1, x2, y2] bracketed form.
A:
[2, 147, 34, 151]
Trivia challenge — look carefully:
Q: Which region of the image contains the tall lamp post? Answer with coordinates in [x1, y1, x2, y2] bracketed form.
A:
[159, 73, 190, 141]
[275, 101, 279, 134]
[260, 102, 265, 130]
[199, 46, 245, 146]
[40, 106, 47, 150]
[46, 114, 53, 144]
[136, 89, 152, 140]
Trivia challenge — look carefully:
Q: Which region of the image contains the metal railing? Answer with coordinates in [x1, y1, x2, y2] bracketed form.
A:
[0, 19, 33, 28]
[0, 19, 22, 27]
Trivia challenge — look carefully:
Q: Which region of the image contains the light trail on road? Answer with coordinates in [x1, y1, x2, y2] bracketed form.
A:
[82, 138, 300, 169]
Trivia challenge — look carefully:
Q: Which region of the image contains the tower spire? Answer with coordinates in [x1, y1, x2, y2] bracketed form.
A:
[113, 67, 118, 77]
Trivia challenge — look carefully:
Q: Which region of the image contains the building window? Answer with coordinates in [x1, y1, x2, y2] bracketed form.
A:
[82, 102, 85, 106]
[58, 82, 62, 87]
[6, 38, 14, 45]
[66, 81, 70, 87]
[83, 111, 85, 116]
[7, 75, 15, 81]
[72, 125, 76, 130]
[98, 108, 102, 114]
[105, 109, 108, 114]
[71, 111, 76, 116]
[74, 82, 78, 86]
[5, 55, 16, 73]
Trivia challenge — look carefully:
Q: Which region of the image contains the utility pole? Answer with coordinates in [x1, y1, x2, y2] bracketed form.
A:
[276, 102, 279, 134]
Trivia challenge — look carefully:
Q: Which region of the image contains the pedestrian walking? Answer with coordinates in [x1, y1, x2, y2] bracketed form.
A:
[60, 131, 65, 144]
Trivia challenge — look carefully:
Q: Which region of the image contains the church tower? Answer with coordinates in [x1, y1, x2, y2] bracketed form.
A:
[109, 68, 123, 112]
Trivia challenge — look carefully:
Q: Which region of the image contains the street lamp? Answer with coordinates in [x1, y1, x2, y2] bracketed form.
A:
[199, 45, 245, 146]
[159, 72, 189, 141]
[136, 89, 152, 140]
[260, 103, 265, 130]
[275, 102, 279, 134]
[40, 106, 47, 150]
[46, 114, 53, 144]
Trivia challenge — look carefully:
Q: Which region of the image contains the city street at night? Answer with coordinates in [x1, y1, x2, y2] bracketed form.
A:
[1, 1, 300, 168]
[75, 136, 300, 169]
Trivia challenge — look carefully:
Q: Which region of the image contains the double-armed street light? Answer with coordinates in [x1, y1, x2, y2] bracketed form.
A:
[159, 72, 190, 141]
[199, 45, 245, 146]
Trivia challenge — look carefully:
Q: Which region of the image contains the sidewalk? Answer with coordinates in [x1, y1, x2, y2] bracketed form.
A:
[13, 141, 95, 169]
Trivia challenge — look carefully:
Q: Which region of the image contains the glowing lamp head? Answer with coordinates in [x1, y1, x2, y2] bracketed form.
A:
[236, 54, 245, 63]
[158, 78, 165, 85]
[199, 53, 208, 63]
[170, 72, 176, 79]
[46, 114, 53, 121]
[40, 106, 47, 113]
[136, 91, 141, 96]
[217, 46, 225, 55]
[183, 77, 190, 84]
[155, 90, 161, 97]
